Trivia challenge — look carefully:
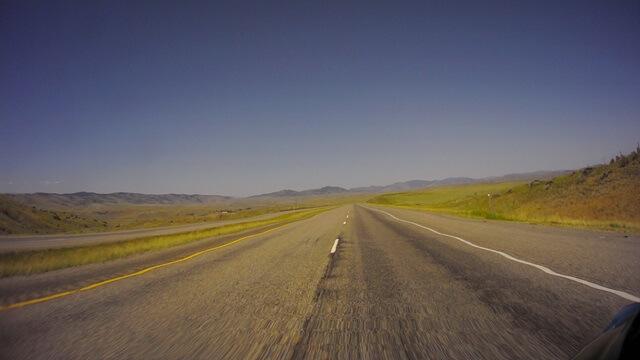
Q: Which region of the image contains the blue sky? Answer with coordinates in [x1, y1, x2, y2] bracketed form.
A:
[1, 1, 639, 196]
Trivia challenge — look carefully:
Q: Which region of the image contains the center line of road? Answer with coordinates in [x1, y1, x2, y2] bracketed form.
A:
[0, 212, 325, 312]
[364, 206, 640, 303]
[330, 239, 339, 254]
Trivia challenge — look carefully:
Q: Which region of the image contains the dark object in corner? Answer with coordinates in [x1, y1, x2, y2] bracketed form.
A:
[573, 302, 640, 359]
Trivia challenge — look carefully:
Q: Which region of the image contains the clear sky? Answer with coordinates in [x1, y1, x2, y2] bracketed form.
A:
[1, 1, 639, 197]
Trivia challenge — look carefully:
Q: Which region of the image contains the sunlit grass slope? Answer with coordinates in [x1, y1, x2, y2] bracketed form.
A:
[3, 191, 371, 236]
[0, 207, 332, 277]
[82, 204, 311, 231]
[369, 148, 640, 232]
[1, 199, 318, 235]
[0, 195, 105, 235]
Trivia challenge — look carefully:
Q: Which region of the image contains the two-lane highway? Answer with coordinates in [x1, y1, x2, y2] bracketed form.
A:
[1, 204, 638, 359]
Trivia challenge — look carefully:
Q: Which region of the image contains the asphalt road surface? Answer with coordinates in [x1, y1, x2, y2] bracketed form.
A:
[0, 208, 306, 253]
[1, 204, 638, 359]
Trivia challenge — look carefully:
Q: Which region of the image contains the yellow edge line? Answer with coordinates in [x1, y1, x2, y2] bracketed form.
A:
[0, 213, 322, 312]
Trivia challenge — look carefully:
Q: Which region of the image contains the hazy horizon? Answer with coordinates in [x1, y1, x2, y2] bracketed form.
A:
[2, 1, 639, 197]
[3, 167, 576, 197]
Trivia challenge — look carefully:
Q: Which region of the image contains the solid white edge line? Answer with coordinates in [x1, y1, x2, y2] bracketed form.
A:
[331, 239, 339, 254]
[363, 206, 640, 303]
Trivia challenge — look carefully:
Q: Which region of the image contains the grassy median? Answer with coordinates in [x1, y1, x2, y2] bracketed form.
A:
[0, 207, 332, 278]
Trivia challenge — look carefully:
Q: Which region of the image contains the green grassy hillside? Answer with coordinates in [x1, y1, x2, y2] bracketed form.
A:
[0, 195, 105, 235]
[0, 196, 310, 235]
[368, 148, 640, 232]
[1, 191, 369, 235]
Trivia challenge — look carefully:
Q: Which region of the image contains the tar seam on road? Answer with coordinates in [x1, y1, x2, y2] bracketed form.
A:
[330, 239, 339, 254]
[364, 206, 640, 303]
[0, 213, 327, 312]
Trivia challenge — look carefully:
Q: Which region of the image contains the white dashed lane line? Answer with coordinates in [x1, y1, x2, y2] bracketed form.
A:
[330, 239, 339, 254]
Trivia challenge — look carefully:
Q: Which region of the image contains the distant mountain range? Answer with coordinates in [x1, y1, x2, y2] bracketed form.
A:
[249, 170, 570, 198]
[348, 177, 476, 193]
[5, 170, 570, 207]
[248, 186, 351, 198]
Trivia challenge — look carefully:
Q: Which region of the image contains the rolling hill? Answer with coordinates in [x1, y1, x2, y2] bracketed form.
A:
[6, 192, 233, 210]
[368, 148, 640, 232]
[0, 195, 104, 235]
[250, 171, 567, 198]
[1, 169, 576, 234]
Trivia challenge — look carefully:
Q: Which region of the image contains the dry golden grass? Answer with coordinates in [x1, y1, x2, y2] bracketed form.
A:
[369, 149, 640, 233]
[0, 207, 332, 278]
[0, 195, 104, 235]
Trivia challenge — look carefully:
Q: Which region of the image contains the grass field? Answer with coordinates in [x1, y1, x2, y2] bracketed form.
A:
[0, 195, 104, 235]
[368, 149, 640, 233]
[1, 191, 373, 236]
[57, 192, 374, 232]
[78, 204, 312, 231]
[1, 194, 288, 235]
[368, 182, 526, 221]
[0, 207, 332, 278]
